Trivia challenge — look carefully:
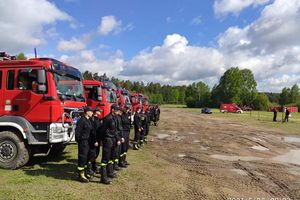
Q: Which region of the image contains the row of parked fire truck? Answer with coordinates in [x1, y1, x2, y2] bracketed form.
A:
[0, 53, 152, 169]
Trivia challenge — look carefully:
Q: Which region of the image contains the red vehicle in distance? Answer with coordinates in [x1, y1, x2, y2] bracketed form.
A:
[220, 103, 243, 113]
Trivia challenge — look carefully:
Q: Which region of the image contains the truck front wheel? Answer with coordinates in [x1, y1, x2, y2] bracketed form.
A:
[0, 131, 30, 169]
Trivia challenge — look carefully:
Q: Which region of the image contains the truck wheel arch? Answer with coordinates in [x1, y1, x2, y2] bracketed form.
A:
[0, 123, 27, 140]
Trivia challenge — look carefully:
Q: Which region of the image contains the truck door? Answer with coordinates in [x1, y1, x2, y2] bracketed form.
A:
[4, 68, 51, 122]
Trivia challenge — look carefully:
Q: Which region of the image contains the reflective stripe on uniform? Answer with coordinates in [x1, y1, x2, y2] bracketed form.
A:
[108, 160, 114, 164]
[100, 163, 107, 167]
[77, 166, 85, 171]
[114, 159, 119, 163]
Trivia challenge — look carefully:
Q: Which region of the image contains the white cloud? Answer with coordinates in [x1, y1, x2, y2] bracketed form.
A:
[191, 16, 202, 25]
[121, 34, 225, 84]
[60, 49, 125, 78]
[120, 0, 300, 92]
[98, 16, 122, 35]
[97, 15, 133, 36]
[57, 37, 86, 52]
[214, 0, 270, 16]
[0, 0, 71, 53]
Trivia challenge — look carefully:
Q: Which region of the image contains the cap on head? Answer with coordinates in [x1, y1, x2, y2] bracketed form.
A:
[94, 107, 103, 112]
[111, 104, 121, 111]
[83, 106, 93, 113]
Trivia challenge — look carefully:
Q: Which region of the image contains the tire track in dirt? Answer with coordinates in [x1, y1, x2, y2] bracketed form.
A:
[150, 107, 300, 199]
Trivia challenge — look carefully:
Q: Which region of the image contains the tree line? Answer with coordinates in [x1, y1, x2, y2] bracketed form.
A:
[83, 67, 300, 111]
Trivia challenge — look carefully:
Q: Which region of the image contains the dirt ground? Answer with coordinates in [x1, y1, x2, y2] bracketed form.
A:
[1, 107, 300, 200]
[150, 107, 300, 200]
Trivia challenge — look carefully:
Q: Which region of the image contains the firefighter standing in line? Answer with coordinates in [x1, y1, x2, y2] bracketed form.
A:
[99, 104, 122, 184]
[133, 107, 143, 150]
[75, 106, 94, 183]
[89, 107, 103, 174]
[114, 108, 124, 171]
[120, 106, 131, 166]
[144, 109, 151, 143]
[140, 109, 147, 147]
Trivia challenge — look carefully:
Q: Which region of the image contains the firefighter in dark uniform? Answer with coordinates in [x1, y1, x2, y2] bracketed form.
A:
[133, 107, 143, 150]
[120, 106, 131, 166]
[140, 108, 147, 147]
[75, 106, 93, 183]
[144, 109, 151, 143]
[89, 107, 103, 174]
[99, 104, 122, 184]
[114, 108, 124, 171]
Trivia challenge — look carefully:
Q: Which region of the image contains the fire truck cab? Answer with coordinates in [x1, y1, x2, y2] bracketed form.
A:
[116, 87, 132, 109]
[83, 80, 117, 119]
[0, 54, 86, 169]
[130, 93, 144, 113]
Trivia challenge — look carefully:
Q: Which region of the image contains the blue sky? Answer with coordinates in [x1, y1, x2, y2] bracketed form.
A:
[1, 0, 300, 92]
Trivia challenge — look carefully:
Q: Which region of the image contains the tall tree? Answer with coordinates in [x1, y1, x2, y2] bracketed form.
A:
[289, 84, 300, 103]
[279, 87, 290, 105]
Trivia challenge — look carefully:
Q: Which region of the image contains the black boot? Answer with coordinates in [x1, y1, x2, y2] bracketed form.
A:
[100, 166, 111, 185]
[114, 161, 121, 171]
[107, 163, 117, 178]
[78, 169, 89, 183]
[92, 161, 100, 174]
[124, 154, 130, 166]
[133, 143, 139, 150]
[118, 156, 127, 168]
[85, 162, 94, 180]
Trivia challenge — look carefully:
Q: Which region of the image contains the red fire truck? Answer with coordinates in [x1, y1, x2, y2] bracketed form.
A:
[141, 95, 150, 112]
[130, 92, 143, 113]
[0, 53, 86, 169]
[83, 80, 117, 119]
[116, 88, 132, 109]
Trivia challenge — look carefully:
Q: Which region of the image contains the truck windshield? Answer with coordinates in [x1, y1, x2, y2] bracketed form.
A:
[106, 89, 116, 103]
[123, 95, 131, 105]
[54, 73, 85, 102]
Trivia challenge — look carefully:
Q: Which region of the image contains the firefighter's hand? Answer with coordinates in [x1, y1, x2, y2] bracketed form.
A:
[117, 141, 121, 145]
[121, 138, 125, 143]
[94, 142, 99, 147]
[139, 128, 141, 132]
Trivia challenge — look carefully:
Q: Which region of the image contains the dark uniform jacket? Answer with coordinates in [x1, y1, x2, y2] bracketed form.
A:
[90, 115, 103, 142]
[75, 116, 93, 141]
[116, 115, 123, 139]
[121, 112, 131, 131]
[103, 113, 120, 140]
[134, 113, 142, 131]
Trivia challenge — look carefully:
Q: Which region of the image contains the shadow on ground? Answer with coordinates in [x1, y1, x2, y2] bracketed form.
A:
[22, 152, 78, 181]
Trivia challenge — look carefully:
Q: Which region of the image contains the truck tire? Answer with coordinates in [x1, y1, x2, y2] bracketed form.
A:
[0, 131, 30, 169]
[49, 144, 66, 156]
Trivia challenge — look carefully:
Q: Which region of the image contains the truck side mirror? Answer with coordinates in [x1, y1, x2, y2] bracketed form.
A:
[97, 86, 102, 101]
[37, 69, 46, 84]
[38, 85, 47, 93]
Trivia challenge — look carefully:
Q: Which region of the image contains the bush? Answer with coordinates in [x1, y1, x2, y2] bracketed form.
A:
[253, 93, 269, 110]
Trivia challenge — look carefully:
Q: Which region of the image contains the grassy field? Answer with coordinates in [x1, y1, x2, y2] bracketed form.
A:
[0, 125, 186, 200]
[163, 104, 300, 134]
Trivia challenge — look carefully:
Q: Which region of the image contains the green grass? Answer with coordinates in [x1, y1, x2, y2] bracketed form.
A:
[183, 107, 300, 134]
[0, 126, 186, 200]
